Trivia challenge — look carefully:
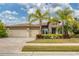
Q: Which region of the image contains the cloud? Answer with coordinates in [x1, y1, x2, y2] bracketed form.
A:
[73, 10, 79, 17]
[26, 3, 73, 14]
[27, 8, 36, 14]
[20, 3, 74, 18]
[0, 10, 18, 16]
[0, 10, 18, 20]
[21, 7, 26, 11]
[0, 10, 26, 25]
[0, 3, 75, 25]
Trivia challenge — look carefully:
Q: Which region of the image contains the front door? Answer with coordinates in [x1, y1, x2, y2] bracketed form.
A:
[52, 28, 56, 34]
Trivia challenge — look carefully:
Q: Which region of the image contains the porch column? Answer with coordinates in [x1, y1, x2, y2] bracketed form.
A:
[27, 28, 32, 37]
[49, 25, 52, 34]
[56, 25, 59, 34]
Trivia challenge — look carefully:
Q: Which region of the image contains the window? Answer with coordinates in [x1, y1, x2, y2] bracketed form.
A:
[42, 28, 48, 34]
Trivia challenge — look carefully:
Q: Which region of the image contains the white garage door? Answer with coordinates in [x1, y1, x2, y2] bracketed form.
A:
[7, 29, 29, 37]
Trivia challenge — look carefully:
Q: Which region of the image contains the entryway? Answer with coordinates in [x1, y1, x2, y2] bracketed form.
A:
[52, 28, 56, 34]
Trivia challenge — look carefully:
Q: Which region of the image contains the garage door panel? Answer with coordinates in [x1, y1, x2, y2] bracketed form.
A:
[8, 30, 28, 37]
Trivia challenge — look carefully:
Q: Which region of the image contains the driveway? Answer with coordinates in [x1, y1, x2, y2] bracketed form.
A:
[0, 37, 35, 53]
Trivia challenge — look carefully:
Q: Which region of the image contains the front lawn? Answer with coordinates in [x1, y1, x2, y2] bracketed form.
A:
[28, 38, 79, 43]
[22, 46, 79, 52]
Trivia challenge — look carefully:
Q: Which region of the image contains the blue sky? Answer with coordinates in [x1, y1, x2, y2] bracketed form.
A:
[0, 3, 79, 25]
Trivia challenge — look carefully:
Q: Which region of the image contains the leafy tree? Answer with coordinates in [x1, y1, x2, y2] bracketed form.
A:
[0, 20, 8, 37]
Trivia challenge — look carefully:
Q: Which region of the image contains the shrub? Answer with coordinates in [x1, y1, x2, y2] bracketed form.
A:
[72, 34, 79, 38]
[0, 20, 8, 38]
[42, 34, 51, 39]
[0, 29, 8, 38]
[36, 34, 63, 39]
[46, 34, 63, 39]
[73, 30, 79, 34]
[36, 34, 43, 39]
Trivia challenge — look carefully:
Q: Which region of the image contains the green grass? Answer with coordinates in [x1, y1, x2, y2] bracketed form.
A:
[22, 46, 79, 52]
[28, 38, 79, 43]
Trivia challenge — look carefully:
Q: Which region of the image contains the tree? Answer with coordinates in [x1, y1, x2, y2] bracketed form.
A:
[72, 20, 79, 34]
[56, 7, 74, 38]
[28, 9, 49, 34]
[27, 15, 32, 37]
[0, 20, 8, 37]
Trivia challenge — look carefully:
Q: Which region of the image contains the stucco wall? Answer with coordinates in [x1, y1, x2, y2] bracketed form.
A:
[31, 30, 39, 37]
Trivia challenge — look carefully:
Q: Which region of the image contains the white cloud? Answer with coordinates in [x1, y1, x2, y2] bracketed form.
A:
[34, 3, 42, 7]
[1, 10, 18, 15]
[21, 16, 25, 19]
[53, 6, 63, 12]
[28, 8, 36, 14]
[27, 3, 73, 15]
[21, 8, 26, 11]
[74, 10, 79, 17]
[0, 10, 18, 20]
[12, 11, 18, 15]
[0, 10, 26, 25]
[63, 3, 73, 10]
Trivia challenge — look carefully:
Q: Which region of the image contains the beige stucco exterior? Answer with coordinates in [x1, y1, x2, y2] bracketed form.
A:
[31, 30, 40, 37]
[7, 29, 39, 38]
[6, 24, 40, 38]
[6, 22, 61, 38]
[7, 29, 28, 37]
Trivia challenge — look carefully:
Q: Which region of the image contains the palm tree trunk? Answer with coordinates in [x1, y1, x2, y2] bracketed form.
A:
[62, 21, 70, 38]
[56, 23, 59, 34]
[62, 21, 64, 35]
[39, 19, 42, 34]
[29, 22, 32, 37]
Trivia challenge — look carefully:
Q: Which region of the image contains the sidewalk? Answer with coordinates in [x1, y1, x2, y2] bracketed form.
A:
[0, 52, 79, 56]
[25, 43, 79, 46]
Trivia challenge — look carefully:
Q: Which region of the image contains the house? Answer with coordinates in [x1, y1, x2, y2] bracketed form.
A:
[6, 23, 40, 37]
[6, 22, 62, 38]
[41, 21, 62, 34]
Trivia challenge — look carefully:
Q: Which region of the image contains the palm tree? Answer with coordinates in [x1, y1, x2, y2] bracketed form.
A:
[28, 9, 49, 34]
[27, 15, 32, 37]
[56, 7, 74, 38]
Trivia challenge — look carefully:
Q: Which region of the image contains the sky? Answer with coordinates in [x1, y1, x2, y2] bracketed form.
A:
[0, 3, 79, 25]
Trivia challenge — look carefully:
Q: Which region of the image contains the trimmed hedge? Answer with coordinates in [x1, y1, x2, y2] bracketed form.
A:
[36, 34, 63, 39]
[72, 34, 79, 38]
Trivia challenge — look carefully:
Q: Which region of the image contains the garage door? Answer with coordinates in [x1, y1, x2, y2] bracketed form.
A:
[7, 29, 29, 37]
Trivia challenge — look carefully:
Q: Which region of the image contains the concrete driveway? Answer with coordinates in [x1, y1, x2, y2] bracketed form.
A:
[0, 37, 35, 53]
